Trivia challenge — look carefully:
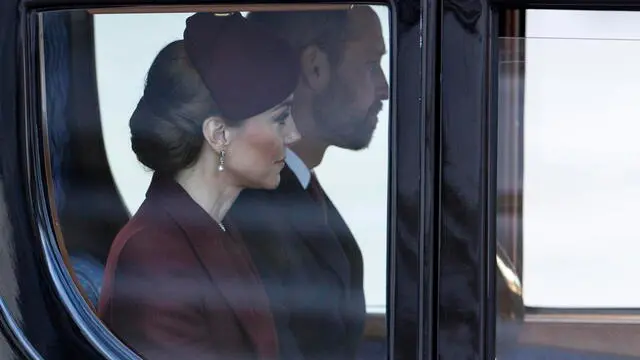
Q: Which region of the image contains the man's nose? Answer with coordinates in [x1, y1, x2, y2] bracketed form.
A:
[376, 72, 390, 101]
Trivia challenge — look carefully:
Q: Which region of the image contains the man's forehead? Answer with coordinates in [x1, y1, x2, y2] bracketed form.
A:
[345, 6, 386, 54]
[347, 7, 383, 36]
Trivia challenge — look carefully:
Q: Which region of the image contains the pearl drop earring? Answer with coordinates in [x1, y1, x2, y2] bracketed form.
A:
[218, 149, 226, 172]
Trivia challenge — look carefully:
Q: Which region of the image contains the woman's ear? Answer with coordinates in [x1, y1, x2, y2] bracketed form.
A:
[300, 45, 331, 92]
[202, 117, 229, 152]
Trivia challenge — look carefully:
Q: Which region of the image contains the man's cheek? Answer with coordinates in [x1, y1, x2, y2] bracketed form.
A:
[357, 85, 376, 110]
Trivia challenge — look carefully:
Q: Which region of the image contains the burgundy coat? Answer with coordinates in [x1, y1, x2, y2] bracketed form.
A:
[97, 175, 278, 360]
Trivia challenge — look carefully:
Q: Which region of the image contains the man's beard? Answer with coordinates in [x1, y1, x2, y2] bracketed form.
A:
[312, 79, 382, 151]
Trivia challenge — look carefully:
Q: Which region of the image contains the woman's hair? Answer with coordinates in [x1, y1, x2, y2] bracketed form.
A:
[130, 13, 299, 177]
[129, 40, 223, 176]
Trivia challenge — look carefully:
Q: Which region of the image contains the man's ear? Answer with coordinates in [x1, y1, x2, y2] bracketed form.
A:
[202, 117, 229, 153]
[300, 45, 331, 92]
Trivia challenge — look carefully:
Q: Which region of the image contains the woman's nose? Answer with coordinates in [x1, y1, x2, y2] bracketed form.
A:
[284, 115, 301, 145]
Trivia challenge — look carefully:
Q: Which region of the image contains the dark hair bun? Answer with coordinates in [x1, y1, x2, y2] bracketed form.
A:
[130, 97, 201, 175]
[129, 40, 218, 176]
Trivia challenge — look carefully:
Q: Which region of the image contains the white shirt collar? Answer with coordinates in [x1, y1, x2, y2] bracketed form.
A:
[285, 148, 311, 189]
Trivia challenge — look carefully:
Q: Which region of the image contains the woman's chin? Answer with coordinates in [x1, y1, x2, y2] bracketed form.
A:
[261, 173, 280, 190]
[239, 169, 282, 190]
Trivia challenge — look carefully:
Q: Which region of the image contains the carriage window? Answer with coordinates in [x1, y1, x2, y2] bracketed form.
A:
[40, 5, 390, 358]
[497, 9, 640, 360]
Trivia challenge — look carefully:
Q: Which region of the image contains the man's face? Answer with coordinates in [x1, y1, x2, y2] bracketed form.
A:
[312, 7, 389, 150]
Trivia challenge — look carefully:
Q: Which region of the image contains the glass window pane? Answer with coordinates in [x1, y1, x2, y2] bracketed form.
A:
[496, 9, 640, 360]
[42, 5, 391, 359]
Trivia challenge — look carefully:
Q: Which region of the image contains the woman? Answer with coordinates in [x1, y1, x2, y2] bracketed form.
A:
[97, 12, 300, 360]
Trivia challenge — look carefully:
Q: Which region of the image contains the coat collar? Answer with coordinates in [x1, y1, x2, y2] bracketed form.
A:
[146, 174, 279, 358]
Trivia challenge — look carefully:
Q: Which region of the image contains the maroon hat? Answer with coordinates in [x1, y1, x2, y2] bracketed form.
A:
[183, 12, 299, 122]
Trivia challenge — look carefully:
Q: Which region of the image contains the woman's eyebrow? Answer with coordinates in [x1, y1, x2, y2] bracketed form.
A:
[275, 99, 293, 110]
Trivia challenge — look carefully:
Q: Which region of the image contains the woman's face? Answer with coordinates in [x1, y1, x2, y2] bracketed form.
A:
[224, 95, 300, 189]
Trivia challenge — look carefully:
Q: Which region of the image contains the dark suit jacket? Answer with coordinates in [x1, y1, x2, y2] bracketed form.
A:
[98, 175, 279, 360]
[228, 166, 365, 360]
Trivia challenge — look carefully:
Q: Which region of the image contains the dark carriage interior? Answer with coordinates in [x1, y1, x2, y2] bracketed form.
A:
[43, 10, 129, 307]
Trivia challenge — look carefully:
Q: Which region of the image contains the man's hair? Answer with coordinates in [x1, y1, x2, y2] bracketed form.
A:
[246, 10, 351, 65]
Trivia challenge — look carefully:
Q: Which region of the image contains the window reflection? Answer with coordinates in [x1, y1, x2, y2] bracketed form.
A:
[41, 5, 390, 359]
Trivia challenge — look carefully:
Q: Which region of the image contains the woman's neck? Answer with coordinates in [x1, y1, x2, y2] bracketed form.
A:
[175, 165, 240, 223]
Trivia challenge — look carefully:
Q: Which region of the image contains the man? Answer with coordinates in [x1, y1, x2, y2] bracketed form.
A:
[228, 6, 389, 359]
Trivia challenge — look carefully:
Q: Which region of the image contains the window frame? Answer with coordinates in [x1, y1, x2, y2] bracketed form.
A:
[1, 0, 431, 359]
[7, 0, 640, 358]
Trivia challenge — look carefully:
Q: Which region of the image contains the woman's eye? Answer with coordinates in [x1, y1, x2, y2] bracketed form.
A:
[274, 111, 290, 124]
